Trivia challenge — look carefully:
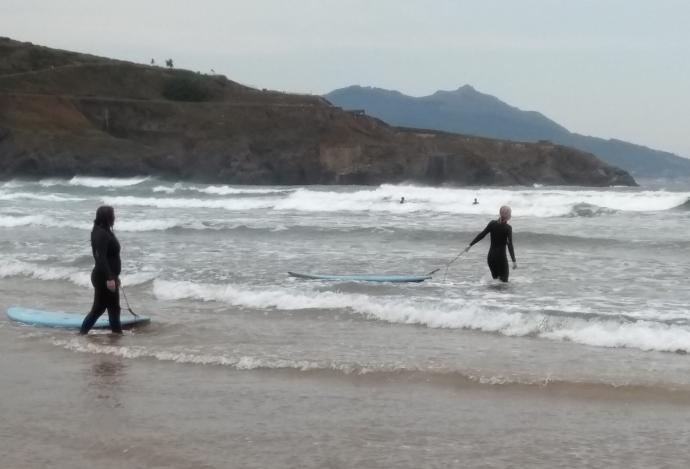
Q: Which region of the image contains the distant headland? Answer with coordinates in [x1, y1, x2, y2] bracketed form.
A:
[325, 85, 690, 179]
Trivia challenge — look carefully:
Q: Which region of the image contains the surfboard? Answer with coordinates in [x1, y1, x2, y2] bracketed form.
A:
[6, 307, 151, 329]
[288, 271, 432, 283]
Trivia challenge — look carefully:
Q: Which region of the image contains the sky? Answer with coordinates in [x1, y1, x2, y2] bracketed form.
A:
[1, 0, 689, 157]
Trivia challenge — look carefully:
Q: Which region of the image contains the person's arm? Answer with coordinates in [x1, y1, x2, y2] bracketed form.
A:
[465, 222, 493, 251]
[507, 226, 517, 266]
[92, 229, 114, 280]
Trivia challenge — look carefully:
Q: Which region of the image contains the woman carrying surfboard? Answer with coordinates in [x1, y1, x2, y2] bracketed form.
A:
[80, 206, 123, 334]
[464, 205, 517, 282]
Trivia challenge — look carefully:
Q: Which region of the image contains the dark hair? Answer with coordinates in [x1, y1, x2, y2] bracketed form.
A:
[94, 205, 115, 230]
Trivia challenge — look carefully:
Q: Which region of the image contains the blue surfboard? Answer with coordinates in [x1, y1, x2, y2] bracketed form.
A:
[288, 271, 432, 283]
[6, 307, 151, 329]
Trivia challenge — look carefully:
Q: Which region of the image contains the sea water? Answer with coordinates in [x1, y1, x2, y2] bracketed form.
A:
[2, 176, 690, 380]
[1, 176, 690, 467]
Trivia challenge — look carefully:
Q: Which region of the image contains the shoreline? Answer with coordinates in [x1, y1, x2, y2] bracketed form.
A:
[40, 331, 690, 405]
[3, 324, 690, 468]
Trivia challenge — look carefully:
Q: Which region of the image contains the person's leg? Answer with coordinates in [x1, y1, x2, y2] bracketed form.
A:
[105, 287, 122, 334]
[487, 253, 501, 279]
[488, 252, 509, 282]
[80, 286, 107, 334]
[499, 258, 509, 282]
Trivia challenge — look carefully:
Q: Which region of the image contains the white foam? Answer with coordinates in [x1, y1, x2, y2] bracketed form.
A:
[51, 338, 429, 376]
[150, 279, 558, 337]
[151, 183, 291, 196]
[0, 215, 188, 232]
[274, 185, 690, 217]
[153, 279, 366, 310]
[0, 179, 26, 189]
[106, 185, 689, 217]
[52, 339, 335, 370]
[152, 279, 690, 353]
[103, 195, 278, 211]
[114, 219, 187, 232]
[0, 192, 86, 202]
[195, 185, 290, 195]
[39, 176, 150, 188]
[0, 260, 92, 287]
[0, 215, 86, 229]
[0, 260, 156, 288]
[42, 339, 629, 389]
[152, 183, 183, 194]
[46, 338, 690, 390]
[2, 184, 663, 217]
[542, 320, 690, 353]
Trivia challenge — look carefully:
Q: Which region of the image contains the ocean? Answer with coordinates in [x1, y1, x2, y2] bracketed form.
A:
[2, 176, 690, 468]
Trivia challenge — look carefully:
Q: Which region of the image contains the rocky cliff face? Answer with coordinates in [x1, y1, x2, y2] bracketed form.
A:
[0, 38, 636, 186]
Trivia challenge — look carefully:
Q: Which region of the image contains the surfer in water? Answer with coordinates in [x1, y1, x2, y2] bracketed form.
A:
[464, 205, 517, 282]
[80, 205, 122, 334]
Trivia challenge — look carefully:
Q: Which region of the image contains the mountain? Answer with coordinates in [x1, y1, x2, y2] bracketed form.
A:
[325, 85, 690, 178]
[0, 38, 634, 186]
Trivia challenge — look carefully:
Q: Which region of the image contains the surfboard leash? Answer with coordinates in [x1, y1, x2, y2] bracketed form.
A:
[442, 250, 466, 282]
[114, 235, 138, 318]
[120, 284, 139, 317]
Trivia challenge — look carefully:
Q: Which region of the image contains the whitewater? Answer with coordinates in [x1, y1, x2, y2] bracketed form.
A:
[2, 176, 690, 391]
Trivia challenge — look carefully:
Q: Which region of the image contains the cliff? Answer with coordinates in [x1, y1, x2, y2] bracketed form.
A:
[0, 38, 636, 186]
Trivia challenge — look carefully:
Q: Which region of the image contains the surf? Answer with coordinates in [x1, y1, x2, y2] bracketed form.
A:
[151, 279, 690, 354]
[38, 176, 151, 188]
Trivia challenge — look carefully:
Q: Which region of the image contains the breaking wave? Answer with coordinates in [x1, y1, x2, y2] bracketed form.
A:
[0, 179, 27, 189]
[3, 178, 689, 218]
[0, 191, 86, 202]
[39, 176, 151, 188]
[0, 215, 89, 229]
[97, 185, 690, 217]
[103, 195, 279, 211]
[0, 260, 156, 288]
[567, 203, 618, 217]
[152, 279, 690, 354]
[153, 183, 293, 196]
[0, 214, 198, 232]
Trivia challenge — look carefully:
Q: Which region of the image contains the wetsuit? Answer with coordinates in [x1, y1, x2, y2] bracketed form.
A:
[469, 220, 516, 282]
[80, 225, 122, 334]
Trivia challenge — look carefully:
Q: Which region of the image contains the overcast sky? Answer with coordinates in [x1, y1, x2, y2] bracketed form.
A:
[2, 0, 689, 157]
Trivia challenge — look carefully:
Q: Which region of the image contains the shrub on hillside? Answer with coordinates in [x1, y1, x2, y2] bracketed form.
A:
[162, 74, 211, 102]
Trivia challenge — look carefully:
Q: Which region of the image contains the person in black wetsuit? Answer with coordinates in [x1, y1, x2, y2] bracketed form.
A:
[464, 205, 517, 282]
[80, 205, 122, 334]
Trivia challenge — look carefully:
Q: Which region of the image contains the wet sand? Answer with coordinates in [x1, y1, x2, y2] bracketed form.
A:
[2, 326, 690, 469]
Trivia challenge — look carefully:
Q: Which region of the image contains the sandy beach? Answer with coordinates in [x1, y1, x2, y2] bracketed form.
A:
[3, 319, 690, 469]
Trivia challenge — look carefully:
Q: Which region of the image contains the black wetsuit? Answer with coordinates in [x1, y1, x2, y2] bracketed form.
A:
[80, 225, 122, 334]
[469, 220, 516, 282]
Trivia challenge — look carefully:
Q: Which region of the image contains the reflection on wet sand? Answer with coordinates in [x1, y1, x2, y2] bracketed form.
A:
[86, 335, 126, 408]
